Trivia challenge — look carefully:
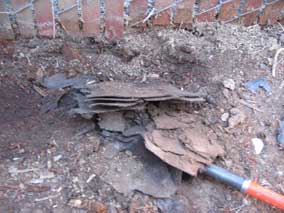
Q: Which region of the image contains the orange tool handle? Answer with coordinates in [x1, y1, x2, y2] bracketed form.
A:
[246, 181, 284, 210]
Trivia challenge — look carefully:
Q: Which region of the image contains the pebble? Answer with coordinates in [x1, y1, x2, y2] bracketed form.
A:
[223, 79, 235, 91]
[39, 170, 55, 179]
[68, 199, 82, 208]
[47, 160, 52, 169]
[148, 73, 159, 78]
[221, 113, 229, 122]
[125, 150, 133, 157]
[53, 155, 62, 162]
[252, 138, 264, 155]
[29, 178, 44, 184]
[228, 108, 247, 128]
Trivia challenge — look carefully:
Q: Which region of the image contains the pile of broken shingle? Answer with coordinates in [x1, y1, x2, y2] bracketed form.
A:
[40, 74, 224, 177]
[70, 80, 224, 176]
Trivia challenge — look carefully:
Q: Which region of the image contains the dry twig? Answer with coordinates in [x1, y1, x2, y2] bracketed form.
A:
[239, 99, 263, 112]
[272, 48, 284, 77]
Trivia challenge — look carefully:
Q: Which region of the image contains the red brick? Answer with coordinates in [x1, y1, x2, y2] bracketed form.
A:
[259, 5, 271, 25]
[58, 0, 75, 10]
[153, 12, 171, 25]
[59, 8, 81, 34]
[195, 9, 216, 22]
[271, 1, 284, 25]
[105, 0, 124, 39]
[58, 0, 80, 34]
[153, 0, 172, 26]
[240, 11, 259, 26]
[243, 0, 263, 12]
[218, 0, 241, 22]
[129, 0, 148, 26]
[174, 0, 195, 24]
[34, 0, 54, 37]
[259, 1, 284, 25]
[82, 0, 101, 36]
[280, 16, 284, 25]
[238, 0, 262, 26]
[0, 1, 14, 39]
[11, 0, 36, 37]
[195, 0, 218, 22]
[199, 0, 218, 11]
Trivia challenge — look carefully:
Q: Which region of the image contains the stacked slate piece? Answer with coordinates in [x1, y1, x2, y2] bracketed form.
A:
[71, 81, 205, 115]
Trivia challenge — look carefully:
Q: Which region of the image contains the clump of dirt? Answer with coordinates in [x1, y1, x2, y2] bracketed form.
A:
[1, 22, 284, 212]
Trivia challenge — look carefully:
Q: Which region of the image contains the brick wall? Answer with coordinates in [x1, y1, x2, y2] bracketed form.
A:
[0, 0, 283, 40]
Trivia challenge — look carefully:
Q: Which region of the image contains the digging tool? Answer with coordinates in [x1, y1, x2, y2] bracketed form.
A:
[144, 126, 284, 210]
[204, 165, 284, 210]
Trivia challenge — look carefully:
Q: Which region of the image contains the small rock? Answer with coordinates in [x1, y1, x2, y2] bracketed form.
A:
[228, 108, 247, 128]
[29, 179, 44, 184]
[19, 183, 25, 190]
[252, 138, 264, 155]
[18, 149, 25, 153]
[206, 95, 217, 105]
[72, 177, 79, 183]
[68, 199, 82, 208]
[39, 170, 55, 179]
[221, 113, 229, 122]
[125, 150, 132, 157]
[47, 160, 52, 169]
[19, 52, 25, 58]
[53, 155, 62, 162]
[148, 73, 159, 78]
[223, 79, 235, 91]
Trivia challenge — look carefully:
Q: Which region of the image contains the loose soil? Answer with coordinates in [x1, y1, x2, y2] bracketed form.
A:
[0, 23, 284, 212]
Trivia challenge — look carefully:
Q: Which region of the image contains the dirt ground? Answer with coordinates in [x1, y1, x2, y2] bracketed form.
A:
[1, 23, 284, 212]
